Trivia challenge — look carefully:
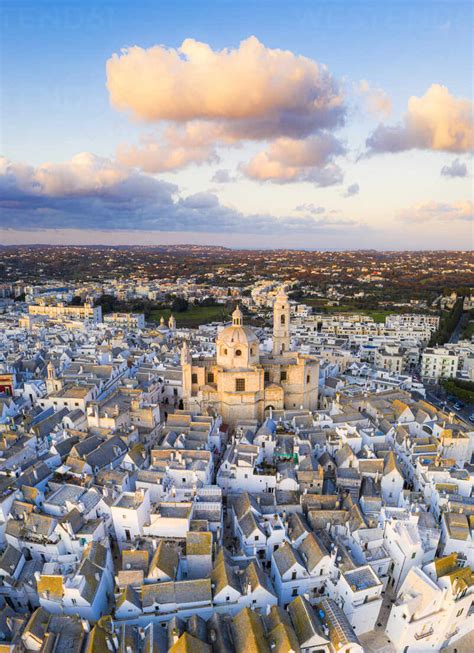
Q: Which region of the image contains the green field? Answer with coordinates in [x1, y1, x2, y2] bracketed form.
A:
[149, 305, 231, 327]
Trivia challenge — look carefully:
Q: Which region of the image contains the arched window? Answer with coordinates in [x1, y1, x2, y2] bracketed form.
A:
[281, 315, 285, 325]
[235, 349, 242, 356]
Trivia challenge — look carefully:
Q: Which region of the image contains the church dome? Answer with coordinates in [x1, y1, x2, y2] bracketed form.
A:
[218, 324, 258, 347]
[216, 306, 259, 368]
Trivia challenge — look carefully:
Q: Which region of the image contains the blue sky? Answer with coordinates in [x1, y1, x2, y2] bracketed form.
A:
[1, 0, 472, 248]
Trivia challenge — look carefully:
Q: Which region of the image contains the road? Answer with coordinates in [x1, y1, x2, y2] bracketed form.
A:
[425, 388, 473, 425]
[449, 310, 467, 343]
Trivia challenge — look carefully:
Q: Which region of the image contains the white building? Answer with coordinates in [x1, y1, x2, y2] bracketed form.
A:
[421, 347, 459, 382]
[385, 554, 474, 652]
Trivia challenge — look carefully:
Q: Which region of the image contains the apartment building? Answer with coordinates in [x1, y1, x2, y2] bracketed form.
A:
[28, 302, 102, 324]
[421, 347, 459, 382]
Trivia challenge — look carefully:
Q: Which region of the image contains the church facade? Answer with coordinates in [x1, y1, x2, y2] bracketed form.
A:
[181, 289, 319, 427]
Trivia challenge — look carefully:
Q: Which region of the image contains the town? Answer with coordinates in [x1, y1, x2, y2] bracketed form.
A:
[0, 248, 472, 652]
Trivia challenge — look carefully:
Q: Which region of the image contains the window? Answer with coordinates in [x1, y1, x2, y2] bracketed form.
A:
[456, 608, 463, 617]
[235, 349, 242, 357]
[411, 552, 416, 559]
[191, 373, 198, 384]
[281, 315, 286, 325]
[236, 378, 245, 391]
[264, 371, 270, 383]
[306, 375, 310, 383]
[291, 571, 297, 580]
[207, 372, 214, 383]
[292, 588, 298, 596]
[280, 371, 287, 382]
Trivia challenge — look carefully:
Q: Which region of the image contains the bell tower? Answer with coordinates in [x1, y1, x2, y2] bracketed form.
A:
[272, 288, 290, 355]
[232, 306, 243, 326]
[46, 361, 62, 394]
[181, 340, 192, 408]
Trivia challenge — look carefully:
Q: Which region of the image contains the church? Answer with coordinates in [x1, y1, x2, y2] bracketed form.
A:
[181, 289, 319, 427]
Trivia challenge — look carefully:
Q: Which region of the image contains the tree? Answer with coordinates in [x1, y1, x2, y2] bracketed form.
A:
[171, 297, 189, 313]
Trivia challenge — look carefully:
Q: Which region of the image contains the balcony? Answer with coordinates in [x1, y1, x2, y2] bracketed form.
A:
[414, 628, 433, 640]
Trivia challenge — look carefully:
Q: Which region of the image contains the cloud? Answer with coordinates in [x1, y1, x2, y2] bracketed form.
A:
[440, 158, 468, 178]
[366, 84, 473, 154]
[107, 37, 347, 178]
[107, 36, 345, 138]
[398, 199, 473, 223]
[117, 123, 223, 173]
[344, 183, 359, 197]
[211, 169, 236, 183]
[242, 134, 345, 185]
[357, 80, 392, 118]
[0, 154, 358, 235]
[295, 203, 325, 215]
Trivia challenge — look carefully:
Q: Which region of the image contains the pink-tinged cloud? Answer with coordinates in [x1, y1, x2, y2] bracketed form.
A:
[0, 153, 137, 196]
[107, 36, 345, 139]
[242, 134, 345, 185]
[117, 123, 226, 173]
[398, 199, 473, 222]
[357, 80, 392, 118]
[366, 84, 473, 154]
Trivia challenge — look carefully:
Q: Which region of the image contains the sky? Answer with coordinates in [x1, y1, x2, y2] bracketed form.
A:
[0, 0, 473, 249]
